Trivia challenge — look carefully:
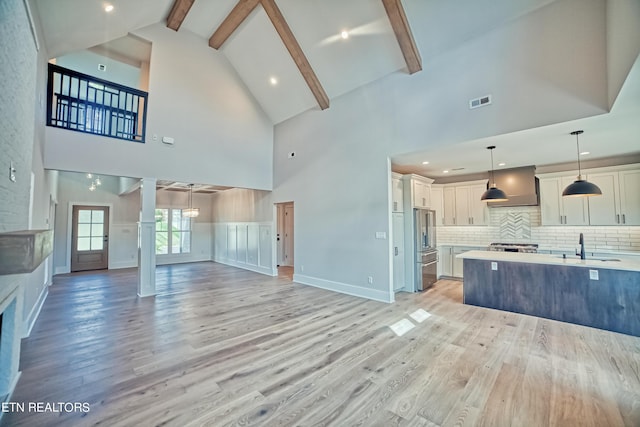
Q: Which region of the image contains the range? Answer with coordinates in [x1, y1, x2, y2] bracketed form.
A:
[488, 242, 538, 253]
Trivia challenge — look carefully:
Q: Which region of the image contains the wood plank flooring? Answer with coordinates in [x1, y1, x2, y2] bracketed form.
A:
[2, 262, 640, 426]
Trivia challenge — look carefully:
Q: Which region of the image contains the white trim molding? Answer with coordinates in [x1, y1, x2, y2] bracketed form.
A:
[293, 274, 394, 303]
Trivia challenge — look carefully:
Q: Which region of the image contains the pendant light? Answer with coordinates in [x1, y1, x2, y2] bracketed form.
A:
[481, 146, 508, 202]
[183, 184, 200, 218]
[562, 130, 602, 197]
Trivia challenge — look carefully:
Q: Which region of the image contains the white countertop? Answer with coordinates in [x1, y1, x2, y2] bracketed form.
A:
[457, 250, 640, 272]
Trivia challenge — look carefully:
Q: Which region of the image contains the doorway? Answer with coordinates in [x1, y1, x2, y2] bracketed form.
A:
[71, 205, 110, 272]
[276, 202, 294, 268]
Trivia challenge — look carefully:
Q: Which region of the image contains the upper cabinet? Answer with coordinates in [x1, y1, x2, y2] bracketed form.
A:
[454, 183, 488, 225]
[588, 170, 640, 225]
[539, 165, 640, 226]
[539, 174, 589, 226]
[430, 186, 444, 226]
[443, 187, 456, 225]
[402, 174, 434, 210]
[391, 173, 404, 213]
[439, 181, 488, 226]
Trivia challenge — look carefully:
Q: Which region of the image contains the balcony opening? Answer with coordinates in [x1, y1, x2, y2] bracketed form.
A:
[46, 34, 150, 143]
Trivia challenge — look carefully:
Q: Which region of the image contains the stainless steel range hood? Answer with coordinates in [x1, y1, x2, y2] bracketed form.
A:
[487, 166, 539, 207]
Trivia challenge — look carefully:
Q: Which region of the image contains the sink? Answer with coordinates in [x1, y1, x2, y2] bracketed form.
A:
[553, 255, 621, 262]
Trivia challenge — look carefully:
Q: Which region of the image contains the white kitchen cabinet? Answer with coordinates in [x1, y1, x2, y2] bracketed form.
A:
[431, 186, 444, 226]
[539, 175, 589, 225]
[443, 187, 456, 225]
[391, 175, 404, 213]
[402, 174, 434, 210]
[620, 170, 640, 225]
[413, 180, 431, 208]
[452, 247, 465, 278]
[453, 183, 488, 225]
[392, 213, 405, 291]
[588, 170, 640, 225]
[439, 246, 453, 277]
[438, 246, 484, 278]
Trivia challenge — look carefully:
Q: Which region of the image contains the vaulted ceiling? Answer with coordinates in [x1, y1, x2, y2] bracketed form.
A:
[35, 0, 561, 124]
[33, 0, 640, 177]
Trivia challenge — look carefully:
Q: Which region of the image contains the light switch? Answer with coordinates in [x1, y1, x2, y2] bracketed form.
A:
[375, 231, 386, 239]
[491, 262, 498, 271]
[589, 269, 599, 281]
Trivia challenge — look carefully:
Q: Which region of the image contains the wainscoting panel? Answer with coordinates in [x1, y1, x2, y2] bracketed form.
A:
[213, 222, 276, 276]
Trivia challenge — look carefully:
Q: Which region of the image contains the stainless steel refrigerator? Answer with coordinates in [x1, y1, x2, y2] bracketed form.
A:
[414, 208, 437, 291]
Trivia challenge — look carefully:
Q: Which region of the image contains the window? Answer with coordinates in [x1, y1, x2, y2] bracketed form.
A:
[155, 208, 191, 255]
[76, 209, 104, 251]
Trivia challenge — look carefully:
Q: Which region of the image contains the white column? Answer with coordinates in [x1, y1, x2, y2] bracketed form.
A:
[138, 178, 156, 297]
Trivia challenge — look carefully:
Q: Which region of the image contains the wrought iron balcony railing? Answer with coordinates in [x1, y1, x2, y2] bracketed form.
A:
[47, 63, 148, 142]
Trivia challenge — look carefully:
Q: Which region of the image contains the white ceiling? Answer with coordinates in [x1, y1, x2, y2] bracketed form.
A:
[33, 0, 640, 177]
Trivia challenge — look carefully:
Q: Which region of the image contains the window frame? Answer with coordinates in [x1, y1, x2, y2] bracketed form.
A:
[155, 207, 192, 255]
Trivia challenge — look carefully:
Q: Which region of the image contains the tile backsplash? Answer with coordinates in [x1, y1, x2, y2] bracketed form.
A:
[437, 206, 640, 252]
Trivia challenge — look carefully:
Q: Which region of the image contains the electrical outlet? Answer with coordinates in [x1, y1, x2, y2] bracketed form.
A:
[300, 265, 304, 272]
[491, 262, 498, 271]
[368, 276, 373, 284]
[589, 269, 599, 281]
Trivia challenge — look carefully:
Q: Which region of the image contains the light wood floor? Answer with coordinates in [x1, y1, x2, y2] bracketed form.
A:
[3, 262, 640, 426]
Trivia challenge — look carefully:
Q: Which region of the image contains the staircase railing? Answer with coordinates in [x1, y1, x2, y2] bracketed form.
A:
[46, 63, 148, 142]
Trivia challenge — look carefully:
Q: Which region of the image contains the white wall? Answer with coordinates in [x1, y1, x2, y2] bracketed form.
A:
[54, 49, 142, 89]
[272, 0, 612, 302]
[0, 0, 57, 336]
[44, 23, 274, 190]
[52, 172, 140, 273]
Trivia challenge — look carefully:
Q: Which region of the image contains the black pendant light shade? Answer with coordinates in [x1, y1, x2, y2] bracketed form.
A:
[481, 185, 508, 201]
[562, 130, 602, 197]
[562, 179, 602, 197]
[481, 146, 508, 202]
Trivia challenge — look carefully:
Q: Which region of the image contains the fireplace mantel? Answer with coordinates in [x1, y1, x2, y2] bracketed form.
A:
[0, 229, 53, 275]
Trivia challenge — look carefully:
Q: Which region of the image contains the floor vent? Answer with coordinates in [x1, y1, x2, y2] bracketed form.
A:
[469, 94, 492, 109]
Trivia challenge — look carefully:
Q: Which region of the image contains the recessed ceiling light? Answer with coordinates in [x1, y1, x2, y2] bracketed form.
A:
[580, 151, 590, 155]
[104, 4, 114, 12]
[269, 77, 278, 86]
[443, 170, 449, 174]
[341, 30, 349, 40]
[422, 161, 429, 165]
[498, 162, 506, 166]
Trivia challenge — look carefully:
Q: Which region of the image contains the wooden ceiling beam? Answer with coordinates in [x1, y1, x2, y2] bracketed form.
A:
[209, 0, 261, 49]
[166, 0, 196, 31]
[381, 0, 422, 74]
[259, 0, 329, 110]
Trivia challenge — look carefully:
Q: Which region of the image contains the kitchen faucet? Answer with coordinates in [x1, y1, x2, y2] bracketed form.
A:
[578, 233, 586, 260]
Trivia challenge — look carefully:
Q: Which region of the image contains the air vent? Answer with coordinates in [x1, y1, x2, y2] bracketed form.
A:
[469, 94, 491, 109]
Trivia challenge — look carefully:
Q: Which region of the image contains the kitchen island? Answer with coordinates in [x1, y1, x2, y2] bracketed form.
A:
[458, 251, 640, 337]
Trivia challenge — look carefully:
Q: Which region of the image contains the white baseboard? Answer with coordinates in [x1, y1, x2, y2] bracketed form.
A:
[109, 260, 138, 270]
[23, 286, 48, 338]
[53, 266, 69, 275]
[213, 258, 277, 276]
[293, 274, 393, 303]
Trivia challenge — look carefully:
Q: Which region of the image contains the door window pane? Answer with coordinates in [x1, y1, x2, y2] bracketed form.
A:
[91, 223, 104, 236]
[92, 210, 104, 223]
[77, 237, 91, 251]
[91, 237, 103, 250]
[78, 224, 91, 237]
[78, 210, 92, 223]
